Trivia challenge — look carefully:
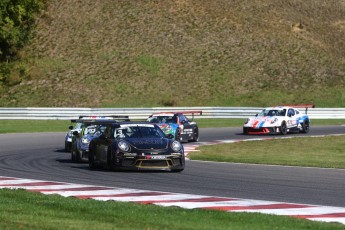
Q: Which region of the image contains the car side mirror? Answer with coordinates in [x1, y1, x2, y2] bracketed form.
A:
[72, 131, 79, 136]
[255, 114, 258, 117]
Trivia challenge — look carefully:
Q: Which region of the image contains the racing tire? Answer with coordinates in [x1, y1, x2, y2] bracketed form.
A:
[300, 120, 310, 133]
[280, 121, 287, 135]
[88, 150, 97, 170]
[175, 128, 182, 142]
[191, 127, 199, 142]
[107, 151, 116, 171]
[75, 149, 81, 162]
[71, 145, 77, 162]
[65, 141, 71, 152]
[243, 127, 249, 135]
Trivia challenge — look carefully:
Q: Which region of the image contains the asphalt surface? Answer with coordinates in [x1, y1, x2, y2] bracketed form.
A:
[0, 125, 344, 207]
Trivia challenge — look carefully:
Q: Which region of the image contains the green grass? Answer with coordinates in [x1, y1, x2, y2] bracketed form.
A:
[0, 189, 343, 230]
[195, 118, 345, 128]
[0, 119, 344, 133]
[0, 120, 70, 133]
[189, 135, 345, 169]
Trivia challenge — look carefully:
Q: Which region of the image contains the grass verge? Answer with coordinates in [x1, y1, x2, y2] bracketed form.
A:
[0, 189, 343, 230]
[0, 120, 70, 133]
[0, 119, 344, 133]
[189, 135, 345, 169]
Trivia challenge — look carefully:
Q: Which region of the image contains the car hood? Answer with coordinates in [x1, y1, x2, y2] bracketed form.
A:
[127, 138, 169, 150]
[246, 116, 279, 127]
[251, 116, 277, 122]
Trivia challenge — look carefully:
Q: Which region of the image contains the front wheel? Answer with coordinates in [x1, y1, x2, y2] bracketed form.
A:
[280, 121, 287, 135]
[88, 149, 97, 170]
[65, 141, 71, 152]
[191, 127, 199, 142]
[300, 120, 310, 133]
[175, 128, 182, 142]
[71, 145, 77, 162]
[107, 151, 116, 171]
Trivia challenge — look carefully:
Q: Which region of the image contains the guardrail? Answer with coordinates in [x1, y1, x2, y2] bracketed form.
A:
[0, 107, 344, 120]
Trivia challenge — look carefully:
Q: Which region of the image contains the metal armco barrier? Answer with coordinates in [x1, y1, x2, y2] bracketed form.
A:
[0, 107, 345, 120]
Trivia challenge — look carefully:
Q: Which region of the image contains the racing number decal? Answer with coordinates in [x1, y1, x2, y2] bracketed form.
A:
[287, 120, 297, 127]
[183, 129, 193, 134]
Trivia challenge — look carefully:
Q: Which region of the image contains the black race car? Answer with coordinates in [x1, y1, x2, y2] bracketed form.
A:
[70, 116, 130, 163]
[88, 122, 185, 172]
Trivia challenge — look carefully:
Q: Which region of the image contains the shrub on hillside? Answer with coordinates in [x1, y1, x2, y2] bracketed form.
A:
[0, 0, 45, 86]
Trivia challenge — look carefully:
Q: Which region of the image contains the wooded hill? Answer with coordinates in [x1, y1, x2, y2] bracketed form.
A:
[1, 0, 344, 107]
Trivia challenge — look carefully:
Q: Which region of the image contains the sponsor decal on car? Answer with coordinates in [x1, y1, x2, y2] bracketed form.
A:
[131, 139, 164, 145]
[146, 155, 166, 160]
[123, 153, 137, 156]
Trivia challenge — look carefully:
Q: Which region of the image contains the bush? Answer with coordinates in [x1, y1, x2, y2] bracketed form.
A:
[0, 0, 45, 85]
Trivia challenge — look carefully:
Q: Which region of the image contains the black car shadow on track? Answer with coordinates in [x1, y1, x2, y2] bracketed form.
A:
[55, 148, 69, 153]
[55, 158, 179, 173]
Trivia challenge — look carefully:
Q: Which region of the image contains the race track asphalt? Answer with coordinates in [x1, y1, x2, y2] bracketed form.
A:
[0, 125, 344, 207]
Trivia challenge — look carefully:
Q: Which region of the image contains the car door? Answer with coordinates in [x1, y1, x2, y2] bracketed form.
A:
[286, 108, 298, 128]
[95, 126, 113, 163]
[179, 114, 193, 139]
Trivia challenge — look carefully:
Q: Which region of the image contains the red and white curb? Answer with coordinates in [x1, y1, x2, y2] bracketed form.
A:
[1, 176, 345, 225]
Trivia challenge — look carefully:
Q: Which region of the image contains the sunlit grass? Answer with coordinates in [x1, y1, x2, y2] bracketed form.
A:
[0, 189, 343, 230]
[0, 119, 344, 133]
[189, 135, 345, 168]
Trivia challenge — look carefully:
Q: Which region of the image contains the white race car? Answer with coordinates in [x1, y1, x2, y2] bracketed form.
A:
[243, 104, 314, 135]
[65, 120, 83, 152]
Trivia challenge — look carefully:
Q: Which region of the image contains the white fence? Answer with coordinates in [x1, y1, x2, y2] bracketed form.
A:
[0, 107, 344, 120]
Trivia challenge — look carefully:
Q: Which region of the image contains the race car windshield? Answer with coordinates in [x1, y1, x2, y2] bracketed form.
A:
[114, 126, 165, 139]
[74, 122, 83, 129]
[84, 125, 97, 135]
[259, 109, 286, 116]
[147, 116, 175, 123]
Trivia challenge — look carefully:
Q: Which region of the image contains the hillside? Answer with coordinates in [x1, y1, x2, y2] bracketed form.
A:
[1, 0, 344, 107]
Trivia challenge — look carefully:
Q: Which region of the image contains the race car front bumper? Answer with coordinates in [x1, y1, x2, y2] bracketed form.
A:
[110, 155, 185, 171]
[244, 127, 280, 135]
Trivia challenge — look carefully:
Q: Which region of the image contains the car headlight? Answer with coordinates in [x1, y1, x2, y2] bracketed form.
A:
[81, 138, 90, 144]
[171, 141, 182, 152]
[118, 141, 130, 152]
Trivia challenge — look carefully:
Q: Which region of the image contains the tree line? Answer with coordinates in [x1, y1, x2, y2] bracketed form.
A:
[0, 0, 45, 88]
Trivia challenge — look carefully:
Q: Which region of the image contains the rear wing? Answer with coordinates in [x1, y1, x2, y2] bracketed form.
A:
[78, 115, 130, 121]
[70, 115, 130, 124]
[151, 110, 202, 120]
[281, 104, 315, 114]
[178, 110, 202, 120]
[77, 120, 124, 125]
[152, 111, 203, 116]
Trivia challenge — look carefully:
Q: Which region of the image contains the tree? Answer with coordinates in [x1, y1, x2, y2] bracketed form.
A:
[0, 0, 44, 87]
